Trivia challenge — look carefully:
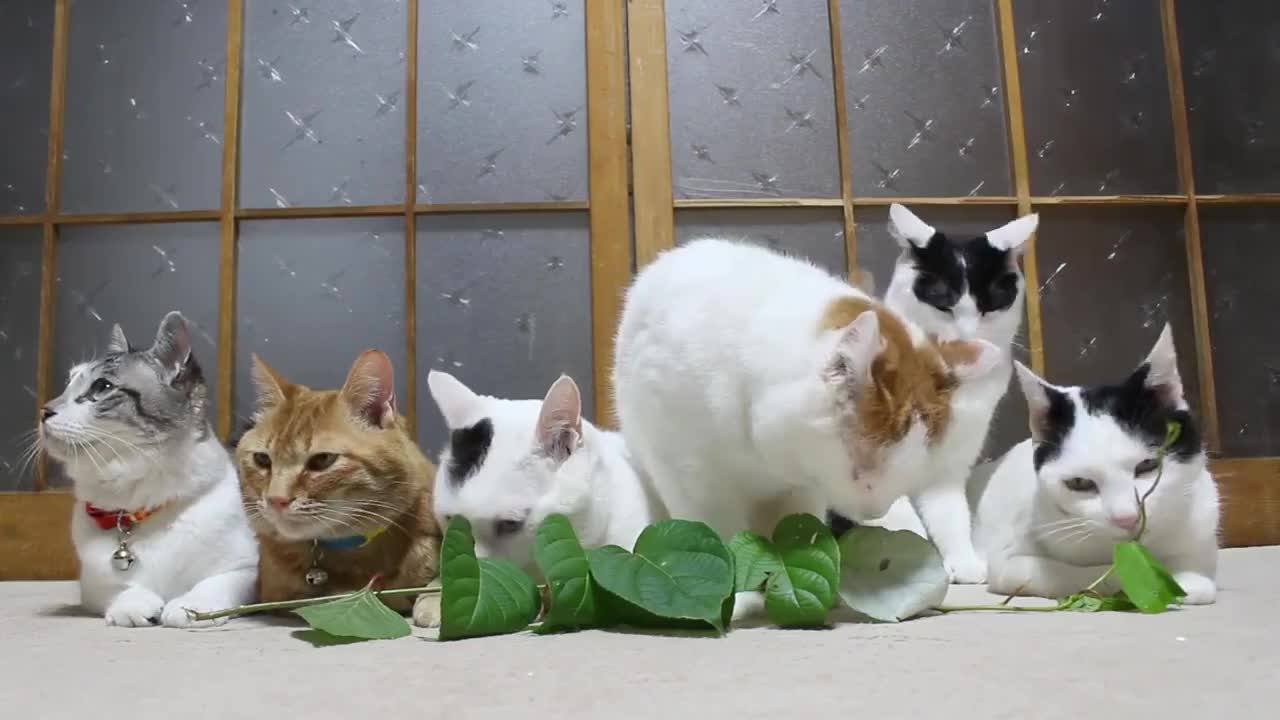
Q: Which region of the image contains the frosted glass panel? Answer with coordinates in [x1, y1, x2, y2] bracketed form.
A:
[0, 228, 42, 490]
[675, 207, 845, 278]
[0, 1, 54, 215]
[55, 223, 222, 423]
[1201, 207, 1280, 456]
[418, 0, 587, 203]
[666, 0, 840, 199]
[1015, 0, 1177, 196]
[62, 0, 227, 213]
[239, 0, 405, 208]
[416, 212, 593, 454]
[235, 218, 406, 428]
[840, 0, 1011, 197]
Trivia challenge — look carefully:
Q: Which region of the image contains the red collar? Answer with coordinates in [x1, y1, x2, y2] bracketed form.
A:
[84, 503, 165, 531]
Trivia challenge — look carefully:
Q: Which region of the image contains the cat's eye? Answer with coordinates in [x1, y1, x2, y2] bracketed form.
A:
[89, 378, 114, 396]
[1134, 458, 1160, 476]
[493, 518, 525, 537]
[306, 453, 339, 472]
[1063, 477, 1098, 493]
[252, 452, 272, 469]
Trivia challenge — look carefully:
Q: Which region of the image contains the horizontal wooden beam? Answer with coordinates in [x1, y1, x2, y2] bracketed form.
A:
[1031, 194, 1188, 206]
[674, 197, 845, 209]
[54, 210, 221, 225]
[1196, 193, 1280, 206]
[0, 216, 43, 226]
[414, 200, 589, 214]
[236, 204, 402, 220]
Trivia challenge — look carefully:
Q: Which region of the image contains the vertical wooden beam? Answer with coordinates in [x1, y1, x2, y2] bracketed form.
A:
[826, 0, 858, 277]
[403, 0, 420, 437]
[35, 0, 70, 491]
[586, 0, 632, 427]
[1160, 0, 1219, 450]
[627, 0, 674, 268]
[215, 0, 244, 439]
[995, 0, 1044, 375]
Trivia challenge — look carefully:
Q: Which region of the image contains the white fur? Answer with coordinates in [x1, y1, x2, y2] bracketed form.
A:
[428, 371, 662, 574]
[974, 329, 1219, 604]
[612, 239, 1000, 542]
[870, 205, 1037, 583]
[46, 366, 257, 627]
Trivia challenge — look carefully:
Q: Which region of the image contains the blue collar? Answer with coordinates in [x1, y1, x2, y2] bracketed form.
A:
[316, 526, 386, 551]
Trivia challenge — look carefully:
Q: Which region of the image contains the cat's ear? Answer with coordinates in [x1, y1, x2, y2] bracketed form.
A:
[1141, 323, 1185, 407]
[938, 338, 1002, 382]
[888, 203, 935, 250]
[251, 354, 291, 409]
[828, 310, 882, 386]
[107, 324, 131, 355]
[341, 349, 398, 429]
[536, 375, 583, 463]
[985, 213, 1038, 256]
[149, 311, 191, 382]
[427, 370, 481, 429]
[1014, 361, 1054, 443]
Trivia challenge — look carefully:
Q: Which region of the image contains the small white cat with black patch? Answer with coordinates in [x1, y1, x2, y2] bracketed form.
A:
[427, 370, 662, 572]
[974, 325, 1219, 604]
[39, 312, 257, 627]
[847, 204, 1038, 584]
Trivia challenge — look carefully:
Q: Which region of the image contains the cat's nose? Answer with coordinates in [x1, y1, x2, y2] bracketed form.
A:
[266, 496, 292, 511]
[40, 407, 56, 423]
[1111, 513, 1139, 531]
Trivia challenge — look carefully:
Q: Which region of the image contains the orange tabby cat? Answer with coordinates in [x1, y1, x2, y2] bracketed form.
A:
[235, 349, 440, 624]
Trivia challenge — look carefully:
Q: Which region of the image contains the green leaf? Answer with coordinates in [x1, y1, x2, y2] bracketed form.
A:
[728, 531, 784, 592]
[533, 514, 598, 633]
[1137, 544, 1187, 601]
[1113, 542, 1179, 613]
[439, 516, 541, 640]
[292, 587, 411, 641]
[837, 526, 948, 622]
[764, 514, 839, 627]
[1056, 593, 1137, 613]
[587, 519, 734, 632]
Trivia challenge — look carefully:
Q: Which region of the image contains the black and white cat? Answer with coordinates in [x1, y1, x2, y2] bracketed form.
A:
[974, 325, 1219, 604]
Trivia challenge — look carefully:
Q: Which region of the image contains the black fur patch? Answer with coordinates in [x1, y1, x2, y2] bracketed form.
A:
[1032, 386, 1075, 470]
[908, 233, 1020, 315]
[448, 418, 493, 484]
[1080, 363, 1200, 461]
[827, 511, 857, 538]
[228, 419, 256, 449]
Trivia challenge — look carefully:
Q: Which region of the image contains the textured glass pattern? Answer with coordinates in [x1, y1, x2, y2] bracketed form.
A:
[1015, 0, 1177, 196]
[665, 0, 840, 199]
[1201, 208, 1280, 456]
[854, 206, 1028, 461]
[61, 0, 227, 214]
[1035, 208, 1199, 414]
[0, 228, 43, 490]
[55, 223, 222, 423]
[840, 0, 1011, 198]
[239, 0, 405, 208]
[1177, 2, 1280, 194]
[675, 207, 846, 277]
[418, 0, 587, 203]
[416, 212, 593, 454]
[0, 1, 54, 215]
[235, 218, 406, 427]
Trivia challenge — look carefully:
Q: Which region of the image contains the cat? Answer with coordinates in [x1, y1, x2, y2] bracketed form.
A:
[235, 349, 442, 625]
[426, 371, 662, 574]
[847, 204, 1039, 583]
[612, 238, 1002, 542]
[973, 324, 1219, 604]
[39, 311, 257, 627]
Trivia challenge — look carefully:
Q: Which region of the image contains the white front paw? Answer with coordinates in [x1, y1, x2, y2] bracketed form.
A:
[1174, 573, 1217, 605]
[412, 593, 441, 628]
[944, 554, 988, 584]
[105, 587, 165, 627]
[161, 595, 229, 628]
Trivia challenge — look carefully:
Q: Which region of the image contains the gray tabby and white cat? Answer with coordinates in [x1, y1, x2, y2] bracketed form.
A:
[39, 312, 257, 626]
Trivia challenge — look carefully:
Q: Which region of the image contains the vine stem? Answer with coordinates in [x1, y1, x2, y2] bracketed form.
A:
[934, 604, 1060, 613]
[189, 586, 441, 622]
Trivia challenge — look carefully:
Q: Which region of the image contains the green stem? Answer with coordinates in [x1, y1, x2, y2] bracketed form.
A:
[1085, 565, 1115, 594]
[935, 604, 1061, 613]
[189, 586, 441, 622]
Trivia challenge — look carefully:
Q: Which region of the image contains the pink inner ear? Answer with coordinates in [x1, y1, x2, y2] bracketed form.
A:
[537, 377, 582, 456]
[344, 351, 397, 427]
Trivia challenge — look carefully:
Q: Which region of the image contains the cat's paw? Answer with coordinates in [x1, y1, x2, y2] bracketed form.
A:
[412, 593, 441, 628]
[104, 586, 165, 627]
[160, 595, 229, 628]
[1174, 573, 1217, 605]
[944, 554, 988, 585]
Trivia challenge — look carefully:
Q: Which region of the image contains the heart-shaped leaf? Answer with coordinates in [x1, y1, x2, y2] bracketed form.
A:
[1113, 541, 1185, 613]
[728, 531, 784, 592]
[837, 526, 947, 622]
[765, 514, 839, 627]
[439, 516, 541, 640]
[587, 519, 734, 632]
[1057, 593, 1137, 613]
[534, 514, 599, 633]
[293, 586, 411, 641]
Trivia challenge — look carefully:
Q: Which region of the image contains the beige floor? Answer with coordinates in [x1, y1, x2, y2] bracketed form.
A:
[3, 547, 1277, 719]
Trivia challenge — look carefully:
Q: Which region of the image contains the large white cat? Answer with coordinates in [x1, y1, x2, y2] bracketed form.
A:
[39, 312, 257, 627]
[862, 204, 1039, 583]
[613, 239, 1002, 541]
[427, 371, 661, 573]
[973, 325, 1219, 604]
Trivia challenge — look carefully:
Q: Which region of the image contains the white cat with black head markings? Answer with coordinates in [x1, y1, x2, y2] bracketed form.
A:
[427, 371, 661, 573]
[974, 325, 1219, 604]
[846, 204, 1038, 584]
[39, 312, 257, 627]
